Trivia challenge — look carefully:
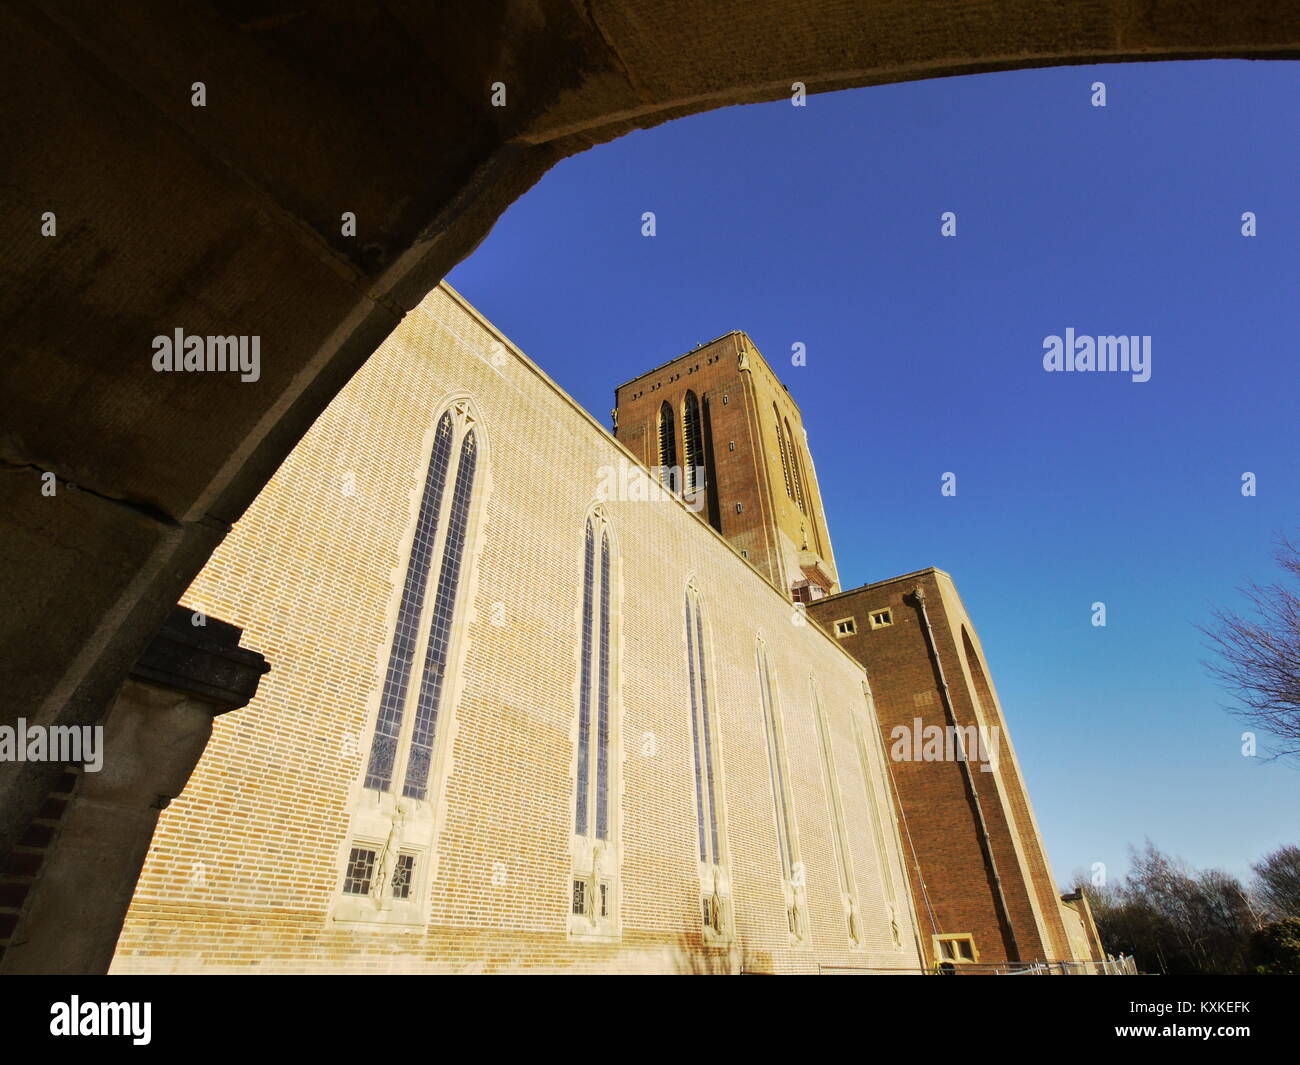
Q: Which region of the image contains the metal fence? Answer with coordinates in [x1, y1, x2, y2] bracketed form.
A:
[818, 954, 1139, 976]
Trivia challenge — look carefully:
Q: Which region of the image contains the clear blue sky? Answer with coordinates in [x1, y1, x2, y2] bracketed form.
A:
[449, 60, 1299, 887]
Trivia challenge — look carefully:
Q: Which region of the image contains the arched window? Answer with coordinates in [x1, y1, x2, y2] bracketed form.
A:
[340, 401, 483, 924]
[571, 510, 620, 935]
[402, 426, 478, 800]
[657, 400, 678, 491]
[811, 678, 862, 947]
[757, 638, 805, 941]
[851, 681, 902, 946]
[363, 404, 479, 799]
[364, 410, 453, 792]
[682, 390, 704, 495]
[686, 585, 730, 937]
[774, 404, 794, 501]
[784, 418, 806, 514]
[575, 516, 615, 839]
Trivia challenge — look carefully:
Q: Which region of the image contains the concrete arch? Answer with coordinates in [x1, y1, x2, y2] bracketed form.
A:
[2, 1, 1297, 852]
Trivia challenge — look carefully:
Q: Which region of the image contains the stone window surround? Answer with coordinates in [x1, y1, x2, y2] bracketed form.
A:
[331, 398, 488, 931]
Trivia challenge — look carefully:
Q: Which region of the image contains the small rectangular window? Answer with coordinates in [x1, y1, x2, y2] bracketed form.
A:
[870, 608, 893, 629]
[572, 879, 587, 916]
[342, 846, 376, 896]
[599, 882, 608, 918]
[391, 853, 415, 899]
[834, 617, 856, 637]
[935, 934, 977, 963]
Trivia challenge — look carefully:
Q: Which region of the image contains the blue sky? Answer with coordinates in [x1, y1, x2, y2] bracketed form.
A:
[449, 60, 1299, 886]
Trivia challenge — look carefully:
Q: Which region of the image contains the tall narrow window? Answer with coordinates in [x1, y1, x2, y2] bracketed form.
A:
[686, 592, 720, 862]
[595, 531, 612, 838]
[851, 682, 903, 946]
[686, 586, 730, 938]
[811, 679, 862, 946]
[575, 521, 596, 835]
[757, 639, 806, 941]
[402, 428, 478, 800]
[341, 401, 484, 926]
[774, 404, 794, 501]
[571, 510, 619, 937]
[574, 517, 615, 839]
[784, 418, 806, 514]
[682, 390, 704, 495]
[364, 411, 454, 792]
[657, 400, 678, 491]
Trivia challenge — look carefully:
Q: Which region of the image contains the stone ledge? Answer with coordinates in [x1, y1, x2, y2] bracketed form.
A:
[129, 607, 269, 715]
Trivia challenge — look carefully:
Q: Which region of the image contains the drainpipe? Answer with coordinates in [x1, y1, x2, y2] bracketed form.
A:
[910, 585, 1021, 962]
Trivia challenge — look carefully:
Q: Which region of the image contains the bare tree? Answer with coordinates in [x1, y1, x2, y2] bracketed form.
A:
[1201, 534, 1300, 764]
[1078, 841, 1254, 974]
[1252, 844, 1300, 921]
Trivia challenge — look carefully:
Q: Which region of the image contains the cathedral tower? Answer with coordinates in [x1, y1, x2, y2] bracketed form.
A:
[613, 332, 838, 603]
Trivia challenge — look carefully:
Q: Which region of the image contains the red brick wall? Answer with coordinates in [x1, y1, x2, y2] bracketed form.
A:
[614, 333, 837, 600]
[809, 569, 1074, 965]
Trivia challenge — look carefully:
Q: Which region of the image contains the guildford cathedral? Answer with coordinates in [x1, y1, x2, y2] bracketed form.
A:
[13, 284, 1103, 974]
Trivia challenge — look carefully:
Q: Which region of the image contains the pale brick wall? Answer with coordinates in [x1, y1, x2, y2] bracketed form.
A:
[112, 284, 923, 974]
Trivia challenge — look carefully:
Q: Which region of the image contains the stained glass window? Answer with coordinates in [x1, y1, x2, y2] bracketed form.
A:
[686, 589, 722, 864]
[575, 520, 596, 835]
[595, 530, 612, 840]
[403, 429, 478, 800]
[364, 412, 454, 791]
[342, 847, 376, 895]
[391, 853, 415, 900]
[575, 517, 616, 842]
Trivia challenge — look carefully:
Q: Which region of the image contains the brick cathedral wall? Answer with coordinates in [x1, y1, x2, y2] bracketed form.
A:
[111, 285, 924, 974]
[809, 570, 1080, 965]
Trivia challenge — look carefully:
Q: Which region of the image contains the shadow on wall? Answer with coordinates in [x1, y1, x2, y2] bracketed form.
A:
[667, 933, 772, 975]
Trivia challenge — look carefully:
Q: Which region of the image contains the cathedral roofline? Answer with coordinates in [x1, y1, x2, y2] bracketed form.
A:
[610, 330, 749, 391]
[437, 281, 864, 673]
[816, 566, 955, 602]
[611, 330, 803, 413]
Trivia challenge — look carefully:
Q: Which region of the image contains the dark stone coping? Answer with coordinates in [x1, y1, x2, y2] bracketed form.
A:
[128, 607, 270, 714]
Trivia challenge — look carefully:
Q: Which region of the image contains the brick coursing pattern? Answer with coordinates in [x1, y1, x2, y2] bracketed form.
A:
[112, 285, 923, 974]
[614, 334, 838, 599]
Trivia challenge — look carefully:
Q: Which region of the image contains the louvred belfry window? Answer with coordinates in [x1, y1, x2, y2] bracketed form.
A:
[657, 400, 678, 491]
[682, 390, 704, 495]
[775, 404, 794, 501]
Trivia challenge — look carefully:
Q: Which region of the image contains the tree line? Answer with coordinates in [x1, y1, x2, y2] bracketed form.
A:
[1074, 841, 1300, 974]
